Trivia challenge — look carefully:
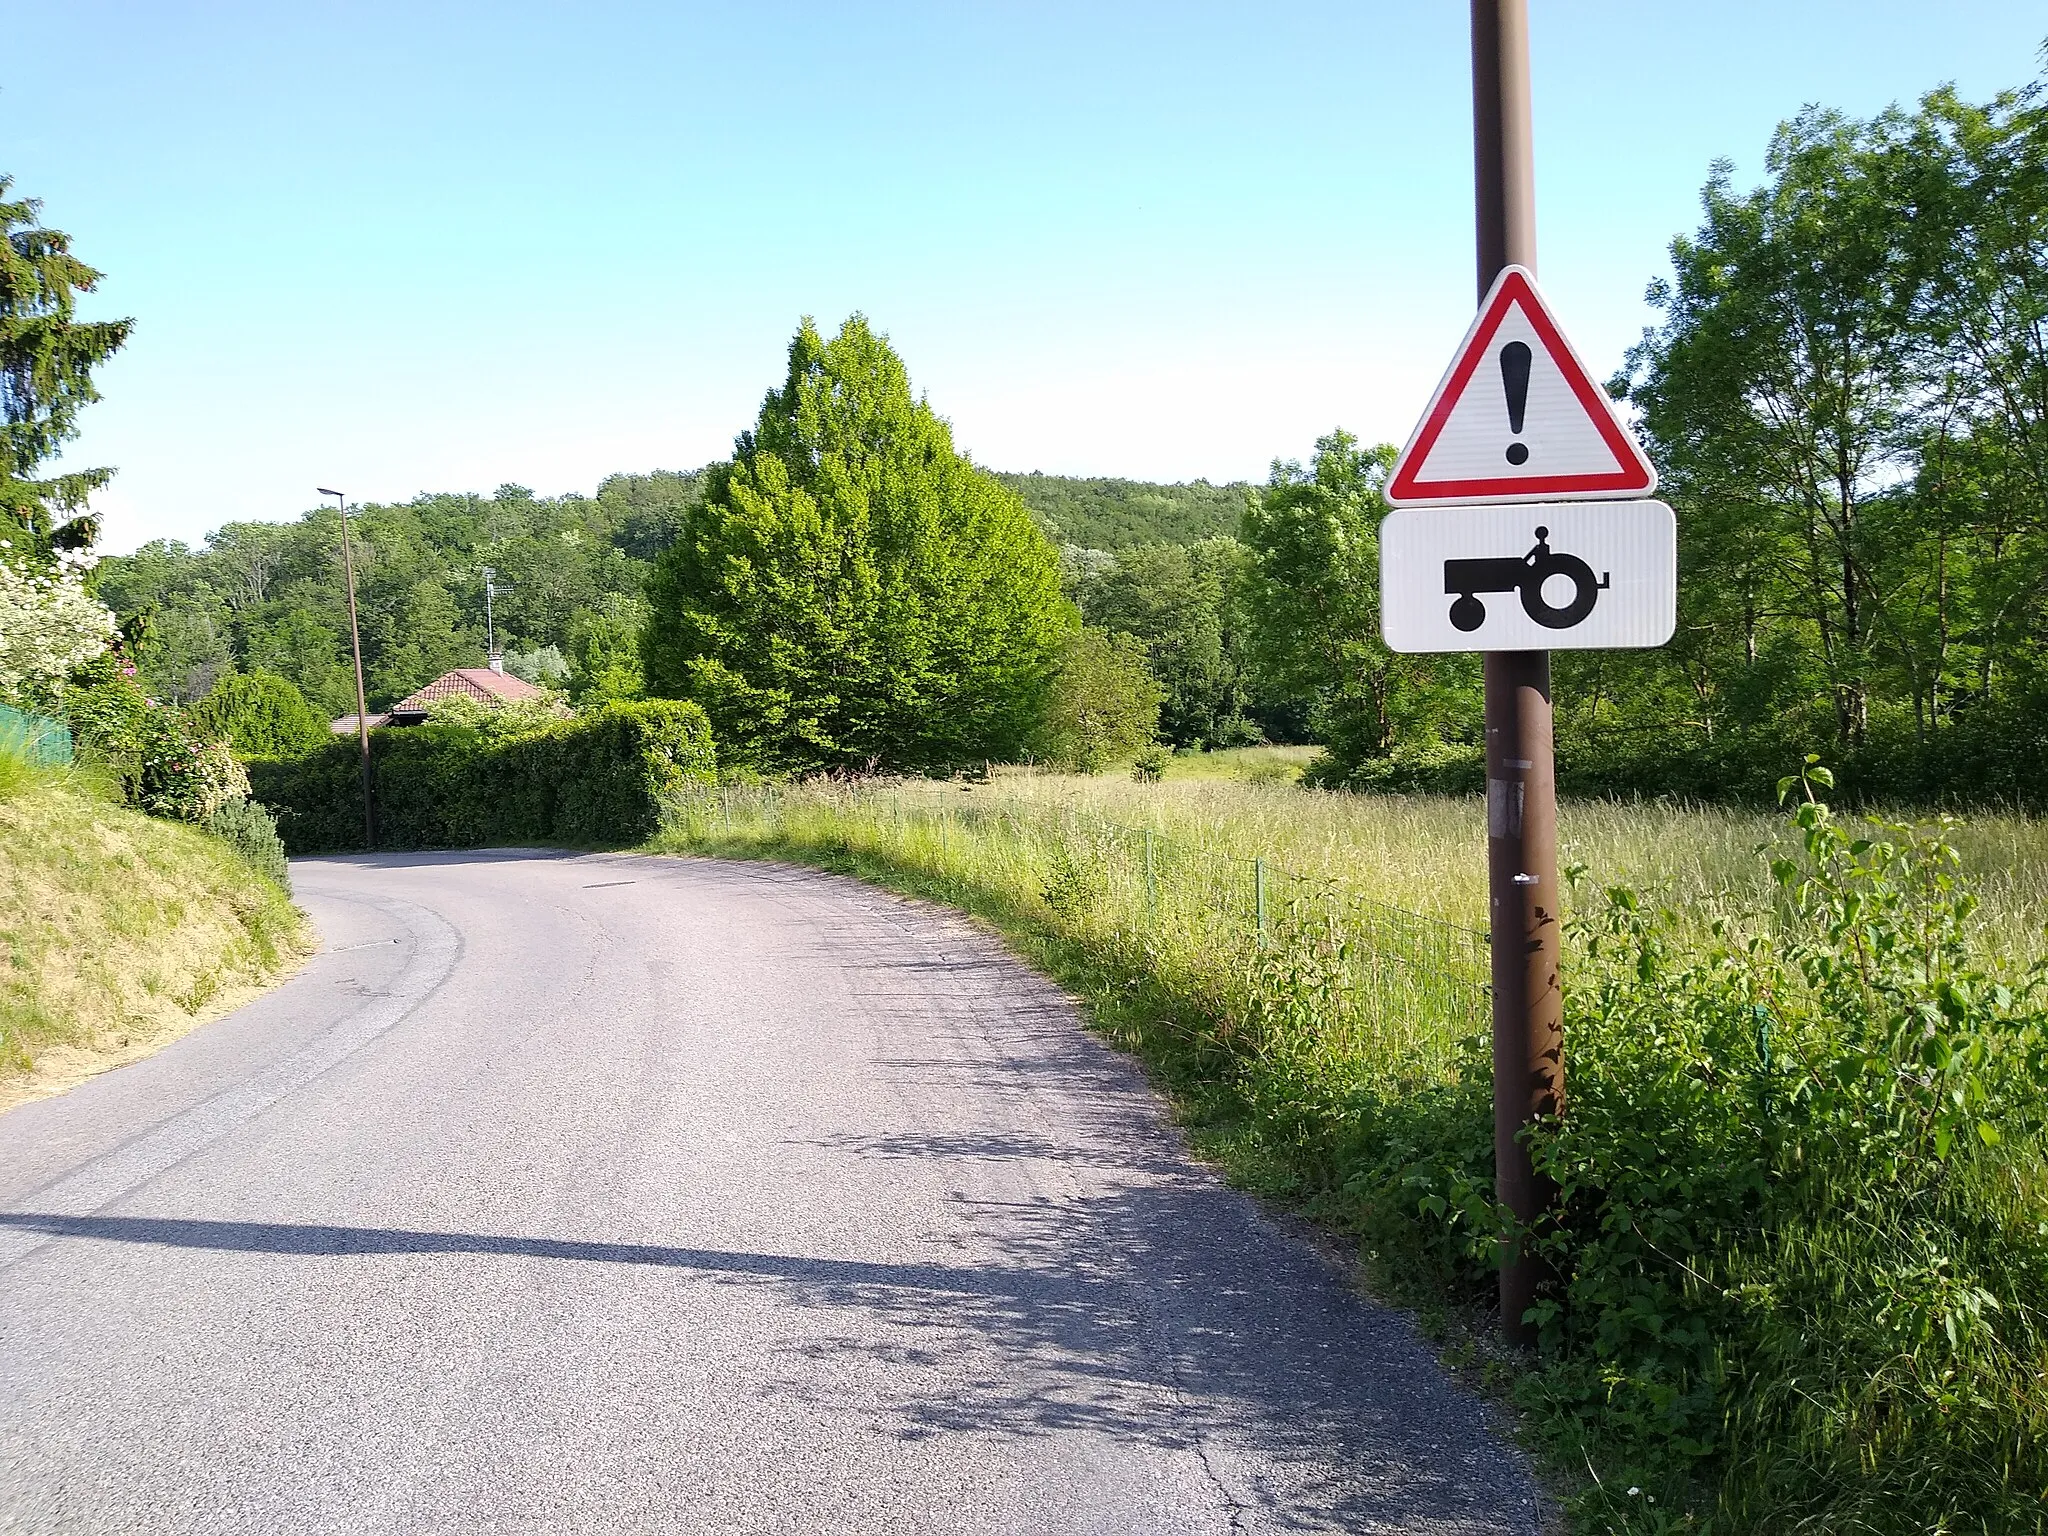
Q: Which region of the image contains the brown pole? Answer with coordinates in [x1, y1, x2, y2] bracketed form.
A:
[327, 490, 375, 852]
[1472, 0, 1561, 1348]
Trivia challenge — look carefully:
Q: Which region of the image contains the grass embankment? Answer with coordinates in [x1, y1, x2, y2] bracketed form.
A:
[650, 764, 2048, 1535]
[0, 755, 310, 1111]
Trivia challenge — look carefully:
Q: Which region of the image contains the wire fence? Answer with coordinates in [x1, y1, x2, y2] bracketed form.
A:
[668, 780, 1492, 1081]
[0, 704, 73, 768]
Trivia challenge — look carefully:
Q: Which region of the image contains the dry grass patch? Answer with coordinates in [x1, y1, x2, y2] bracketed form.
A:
[0, 779, 310, 1111]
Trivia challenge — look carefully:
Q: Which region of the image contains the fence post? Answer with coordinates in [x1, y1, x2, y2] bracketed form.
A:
[721, 788, 731, 833]
[1144, 829, 1157, 915]
[1255, 857, 1268, 943]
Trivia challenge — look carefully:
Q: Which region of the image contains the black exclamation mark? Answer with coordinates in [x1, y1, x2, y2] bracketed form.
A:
[1500, 341, 1531, 466]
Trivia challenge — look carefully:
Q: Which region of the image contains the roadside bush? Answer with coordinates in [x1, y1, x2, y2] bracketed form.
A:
[250, 698, 716, 853]
[1032, 626, 1162, 773]
[203, 797, 289, 889]
[1515, 762, 2048, 1530]
[0, 545, 118, 708]
[189, 670, 327, 759]
[1316, 695, 2048, 809]
[1307, 737, 1482, 795]
[65, 655, 248, 820]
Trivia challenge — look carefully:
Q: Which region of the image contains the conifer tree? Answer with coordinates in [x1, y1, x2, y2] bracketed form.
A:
[0, 176, 133, 557]
[644, 316, 1070, 773]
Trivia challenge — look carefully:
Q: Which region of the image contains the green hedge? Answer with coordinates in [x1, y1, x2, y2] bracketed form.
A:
[189, 671, 329, 759]
[250, 699, 716, 854]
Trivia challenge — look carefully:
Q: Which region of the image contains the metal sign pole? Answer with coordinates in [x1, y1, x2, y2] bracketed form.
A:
[1472, 0, 1562, 1348]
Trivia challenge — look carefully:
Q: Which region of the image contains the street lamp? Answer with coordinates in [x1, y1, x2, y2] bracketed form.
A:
[319, 487, 375, 852]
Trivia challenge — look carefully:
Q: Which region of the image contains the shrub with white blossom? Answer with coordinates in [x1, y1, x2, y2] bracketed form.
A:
[0, 539, 117, 706]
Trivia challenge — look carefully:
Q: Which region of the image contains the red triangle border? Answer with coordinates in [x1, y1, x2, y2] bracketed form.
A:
[1385, 268, 1655, 505]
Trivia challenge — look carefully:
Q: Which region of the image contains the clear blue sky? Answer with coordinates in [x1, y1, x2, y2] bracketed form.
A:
[9, 2, 2043, 552]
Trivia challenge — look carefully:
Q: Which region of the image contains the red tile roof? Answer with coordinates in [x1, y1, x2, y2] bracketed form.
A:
[389, 667, 546, 717]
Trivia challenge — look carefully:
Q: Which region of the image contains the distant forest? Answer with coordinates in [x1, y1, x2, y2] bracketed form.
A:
[993, 473, 1248, 549]
[95, 471, 1248, 716]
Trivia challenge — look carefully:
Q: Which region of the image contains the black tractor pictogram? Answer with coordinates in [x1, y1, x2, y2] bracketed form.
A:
[1444, 526, 1609, 632]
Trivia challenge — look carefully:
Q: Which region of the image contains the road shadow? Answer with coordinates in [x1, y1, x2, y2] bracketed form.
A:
[0, 1186, 1534, 1533]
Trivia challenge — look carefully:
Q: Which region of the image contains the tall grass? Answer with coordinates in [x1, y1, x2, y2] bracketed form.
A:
[668, 778, 1490, 1083]
[934, 768, 2048, 963]
[651, 772, 2048, 1534]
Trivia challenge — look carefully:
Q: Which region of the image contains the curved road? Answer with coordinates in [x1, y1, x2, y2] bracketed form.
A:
[0, 852, 1540, 1534]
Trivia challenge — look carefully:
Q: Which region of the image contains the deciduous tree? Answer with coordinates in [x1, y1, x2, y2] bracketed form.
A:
[643, 316, 1069, 773]
[1237, 432, 1472, 783]
[1031, 626, 1162, 773]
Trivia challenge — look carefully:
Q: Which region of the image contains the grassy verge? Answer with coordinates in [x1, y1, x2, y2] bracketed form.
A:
[0, 752, 311, 1111]
[957, 767, 2048, 960]
[650, 773, 2048, 1534]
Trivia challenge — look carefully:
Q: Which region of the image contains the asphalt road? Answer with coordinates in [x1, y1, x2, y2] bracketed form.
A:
[0, 851, 1542, 1535]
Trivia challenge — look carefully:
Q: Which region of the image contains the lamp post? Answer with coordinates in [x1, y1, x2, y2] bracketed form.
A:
[319, 487, 375, 852]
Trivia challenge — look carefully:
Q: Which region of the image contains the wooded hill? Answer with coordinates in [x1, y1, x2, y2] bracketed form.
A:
[995, 472, 1249, 549]
[94, 471, 1246, 716]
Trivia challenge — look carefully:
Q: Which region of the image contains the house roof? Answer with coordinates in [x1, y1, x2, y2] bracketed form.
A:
[330, 713, 392, 733]
[389, 667, 546, 717]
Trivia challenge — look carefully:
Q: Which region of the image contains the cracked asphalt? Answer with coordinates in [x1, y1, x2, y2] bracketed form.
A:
[0, 851, 1541, 1534]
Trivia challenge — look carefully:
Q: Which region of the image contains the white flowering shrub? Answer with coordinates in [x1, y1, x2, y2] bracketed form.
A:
[0, 539, 117, 705]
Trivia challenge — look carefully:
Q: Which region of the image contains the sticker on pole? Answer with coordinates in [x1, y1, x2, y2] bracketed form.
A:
[1385, 266, 1657, 506]
[1380, 501, 1675, 652]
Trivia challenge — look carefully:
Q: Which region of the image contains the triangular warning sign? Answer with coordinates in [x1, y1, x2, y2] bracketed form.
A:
[1385, 266, 1656, 507]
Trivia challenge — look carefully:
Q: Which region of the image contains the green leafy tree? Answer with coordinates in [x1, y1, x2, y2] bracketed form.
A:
[1624, 111, 1923, 751]
[1904, 79, 2048, 719]
[363, 579, 481, 704]
[567, 592, 648, 705]
[0, 177, 133, 554]
[91, 481, 693, 722]
[242, 607, 355, 717]
[139, 607, 235, 704]
[1589, 72, 2048, 801]
[643, 316, 1069, 773]
[189, 670, 329, 759]
[1031, 626, 1162, 773]
[596, 470, 707, 560]
[502, 645, 570, 688]
[1238, 432, 1472, 783]
[993, 472, 1251, 548]
[1077, 537, 1256, 749]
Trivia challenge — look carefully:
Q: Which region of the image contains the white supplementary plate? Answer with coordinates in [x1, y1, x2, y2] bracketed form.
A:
[1380, 500, 1676, 652]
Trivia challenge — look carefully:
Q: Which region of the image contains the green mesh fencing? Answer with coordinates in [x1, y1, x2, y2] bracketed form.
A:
[0, 704, 73, 767]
